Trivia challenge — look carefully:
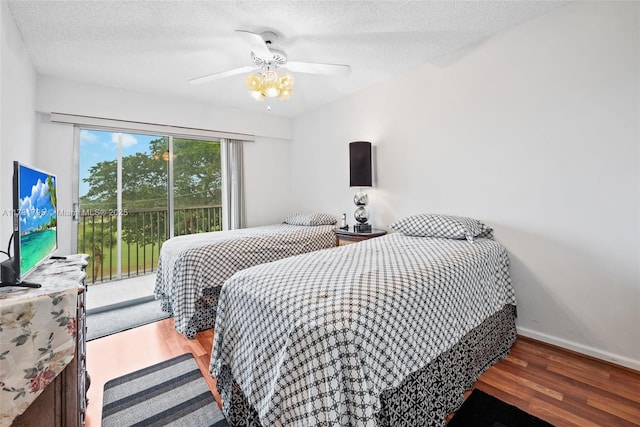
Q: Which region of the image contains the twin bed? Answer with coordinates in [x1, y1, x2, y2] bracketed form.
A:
[154, 214, 337, 338]
[157, 213, 517, 426]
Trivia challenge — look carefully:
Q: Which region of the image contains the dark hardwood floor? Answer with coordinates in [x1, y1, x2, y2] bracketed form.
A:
[86, 318, 640, 426]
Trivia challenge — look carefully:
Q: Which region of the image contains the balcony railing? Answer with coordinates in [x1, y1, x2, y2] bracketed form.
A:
[78, 205, 222, 284]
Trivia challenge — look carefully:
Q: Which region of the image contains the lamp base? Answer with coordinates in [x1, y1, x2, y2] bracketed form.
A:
[353, 223, 372, 233]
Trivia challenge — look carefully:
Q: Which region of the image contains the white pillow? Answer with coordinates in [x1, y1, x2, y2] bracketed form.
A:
[390, 214, 492, 242]
[283, 212, 337, 226]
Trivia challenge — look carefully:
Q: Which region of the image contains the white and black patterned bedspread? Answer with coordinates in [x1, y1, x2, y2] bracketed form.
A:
[154, 224, 336, 336]
[210, 233, 517, 426]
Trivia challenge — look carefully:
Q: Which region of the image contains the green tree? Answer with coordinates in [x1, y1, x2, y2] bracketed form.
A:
[81, 159, 119, 209]
[173, 138, 222, 207]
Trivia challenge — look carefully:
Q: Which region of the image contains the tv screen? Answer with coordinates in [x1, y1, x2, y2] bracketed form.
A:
[16, 161, 58, 279]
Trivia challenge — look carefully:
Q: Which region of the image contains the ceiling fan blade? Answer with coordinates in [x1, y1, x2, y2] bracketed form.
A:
[188, 66, 255, 85]
[285, 61, 351, 76]
[235, 29, 272, 58]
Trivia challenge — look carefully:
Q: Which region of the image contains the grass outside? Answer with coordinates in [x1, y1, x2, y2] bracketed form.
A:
[84, 242, 161, 285]
[78, 206, 223, 284]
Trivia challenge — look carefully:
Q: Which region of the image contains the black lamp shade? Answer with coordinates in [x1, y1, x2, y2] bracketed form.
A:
[349, 141, 372, 187]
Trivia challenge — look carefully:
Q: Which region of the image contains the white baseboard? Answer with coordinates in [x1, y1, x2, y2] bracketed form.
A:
[516, 327, 640, 372]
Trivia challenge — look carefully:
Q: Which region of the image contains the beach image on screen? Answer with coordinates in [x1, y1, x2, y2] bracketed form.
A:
[18, 165, 57, 276]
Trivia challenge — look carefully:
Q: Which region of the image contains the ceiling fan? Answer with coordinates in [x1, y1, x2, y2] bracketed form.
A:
[188, 30, 351, 102]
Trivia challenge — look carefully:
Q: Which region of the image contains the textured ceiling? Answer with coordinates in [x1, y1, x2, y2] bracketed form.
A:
[7, 1, 569, 118]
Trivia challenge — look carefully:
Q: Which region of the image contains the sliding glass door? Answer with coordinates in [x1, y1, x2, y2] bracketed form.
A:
[172, 138, 223, 237]
[77, 129, 221, 283]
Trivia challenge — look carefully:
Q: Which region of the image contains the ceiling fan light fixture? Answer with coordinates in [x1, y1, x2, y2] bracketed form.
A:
[250, 90, 265, 101]
[278, 88, 293, 101]
[279, 74, 293, 89]
[245, 73, 262, 91]
[189, 29, 351, 109]
[263, 71, 281, 97]
[244, 68, 294, 102]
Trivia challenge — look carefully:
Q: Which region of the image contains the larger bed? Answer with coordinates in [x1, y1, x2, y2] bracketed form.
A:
[155, 215, 337, 338]
[209, 214, 517, 426]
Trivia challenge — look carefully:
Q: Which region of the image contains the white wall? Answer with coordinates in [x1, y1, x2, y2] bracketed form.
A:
[0, 1, 37, 251]
[243, 136, 293, 227]
[291, 1, 640, 369]
[35, 76, 294, 253]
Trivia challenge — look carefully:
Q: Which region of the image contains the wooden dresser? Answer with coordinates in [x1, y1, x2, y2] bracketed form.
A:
[4, 255, 89, 427]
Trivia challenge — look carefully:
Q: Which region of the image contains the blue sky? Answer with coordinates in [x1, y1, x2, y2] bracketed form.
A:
[19, 164, 56, 233]
[79, 129, 159, 196]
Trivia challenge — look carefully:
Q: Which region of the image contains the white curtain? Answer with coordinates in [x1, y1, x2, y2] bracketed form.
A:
[221, 139, 246, 230]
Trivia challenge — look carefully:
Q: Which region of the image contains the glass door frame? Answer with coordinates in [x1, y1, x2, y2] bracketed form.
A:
[73, 125, 221, 282]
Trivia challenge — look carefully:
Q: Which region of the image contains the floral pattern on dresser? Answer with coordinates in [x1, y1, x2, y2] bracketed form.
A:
[0, 286, 79, 427]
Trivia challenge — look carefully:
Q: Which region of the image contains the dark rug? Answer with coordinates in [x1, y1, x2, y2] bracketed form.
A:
[102, 353, 227, 427]
[448, 389, 554, 427]
[87, 296, 170, 341]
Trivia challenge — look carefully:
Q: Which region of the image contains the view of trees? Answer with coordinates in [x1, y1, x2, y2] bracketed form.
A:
[81, 137, 222, 210]
[78, 134, 223, 282]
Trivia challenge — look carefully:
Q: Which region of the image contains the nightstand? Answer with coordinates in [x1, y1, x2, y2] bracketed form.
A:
[333, 228, 387, 246]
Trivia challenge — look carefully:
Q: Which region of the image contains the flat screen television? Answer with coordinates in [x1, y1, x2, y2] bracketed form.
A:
[0, 161, 58, 288]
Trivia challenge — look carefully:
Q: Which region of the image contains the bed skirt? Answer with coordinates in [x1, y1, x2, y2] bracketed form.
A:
[184, 287, 222, 338]
[215, 304, 517, 426]
[159, 287, 222, 339]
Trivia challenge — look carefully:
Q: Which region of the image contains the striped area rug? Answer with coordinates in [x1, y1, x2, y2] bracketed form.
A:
[102, 353, 227, 427]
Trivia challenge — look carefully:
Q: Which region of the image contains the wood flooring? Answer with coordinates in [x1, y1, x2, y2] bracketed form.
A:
[86, 318, 640, 426]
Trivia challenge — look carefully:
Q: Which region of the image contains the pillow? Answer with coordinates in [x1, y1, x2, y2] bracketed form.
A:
[283, 212, 337, 226]
[390, 214, 492, 242]
[476, 223, 494, 240]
